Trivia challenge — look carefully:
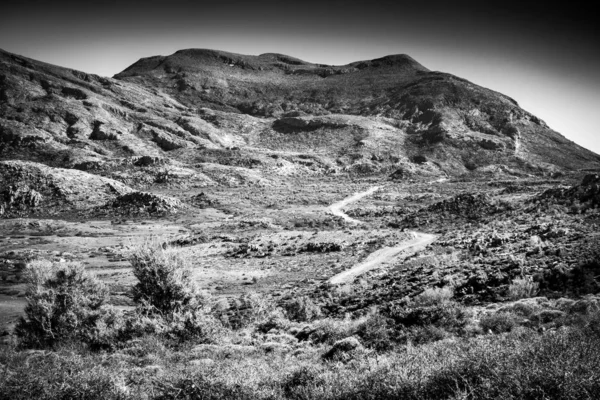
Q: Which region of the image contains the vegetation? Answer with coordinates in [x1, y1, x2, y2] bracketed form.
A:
[14, 260, 116, 349]
[4, 244, 599, 399]
[2, 310, 600, 399]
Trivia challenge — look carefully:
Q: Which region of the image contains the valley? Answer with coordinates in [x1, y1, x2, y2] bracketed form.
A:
[1, 47, 600, 399]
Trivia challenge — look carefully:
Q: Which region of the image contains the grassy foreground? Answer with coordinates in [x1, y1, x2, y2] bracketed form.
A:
[1, 244, 599, 400]
[2, 323, 600, 400]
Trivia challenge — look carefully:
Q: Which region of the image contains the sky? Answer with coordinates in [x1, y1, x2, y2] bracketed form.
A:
[1, 0, 599, 154]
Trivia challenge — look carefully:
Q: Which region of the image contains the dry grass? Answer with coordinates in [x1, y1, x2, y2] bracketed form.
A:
[508, 275, 539, 300]
[2, 317, 600, 399]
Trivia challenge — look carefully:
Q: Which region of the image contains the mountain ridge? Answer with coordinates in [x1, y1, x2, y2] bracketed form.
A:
[0, 46, 599, 207]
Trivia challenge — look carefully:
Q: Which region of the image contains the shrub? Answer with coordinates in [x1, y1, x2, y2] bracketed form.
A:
[355, 312, 396, 351]
[226, 292, 278, 329]
[387, 302, 470, 334]
[508, 275, 539, 300]
[283, 295, 322, 322]
[538, 261, 600, 295]
[498, 299, 540, 317]
[322, 336, 365, 361]
[307, 316, 360, 345]
[531, 309, 566, 324]
[479, 312, 518, 334]
[126, 243, 220, 343]
[128, 243, 207, 315]
[15, 260, 115, 349]
[255, 308, 290, 333]
[407, 324, 448, 345]
[425, 323, 600, 399]
[413, 286, 454, 306]
[283, 365, 325, 398]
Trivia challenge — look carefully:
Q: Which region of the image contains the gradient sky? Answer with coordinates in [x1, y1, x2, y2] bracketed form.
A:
[2, 0, 599, 154]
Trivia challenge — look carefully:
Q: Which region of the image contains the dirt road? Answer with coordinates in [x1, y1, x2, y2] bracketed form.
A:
[329, 186, 380, 224]
[328, 187, 437, 284]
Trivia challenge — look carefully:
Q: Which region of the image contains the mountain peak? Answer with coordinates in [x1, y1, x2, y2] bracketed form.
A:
[0, 47, 598, 180]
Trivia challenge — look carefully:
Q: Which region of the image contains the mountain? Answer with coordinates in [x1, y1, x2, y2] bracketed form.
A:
[1, 48, 599, 208]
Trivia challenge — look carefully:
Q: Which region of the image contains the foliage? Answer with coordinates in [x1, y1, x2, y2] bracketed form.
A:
[283, 295, 322, 322]
[4, 317, 600, 400]
[508, 275, 539, 300]
[413, 286, 454, 306]
[224, 292, 278, 330]
[386, 301, 470, 333]
[126, 243, 220, 343]
[479, 312, 518, 334]
[128, 243, 208, 315]
[14, 260, 115, 349]
[538, 260, 600, 295]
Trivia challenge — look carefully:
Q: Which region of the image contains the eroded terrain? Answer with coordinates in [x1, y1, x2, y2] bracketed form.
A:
[2, 172, 599, 338]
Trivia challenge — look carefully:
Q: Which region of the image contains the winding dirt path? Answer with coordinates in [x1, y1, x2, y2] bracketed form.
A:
[328, 187, 437, 284]
[329, 186, 380, 224]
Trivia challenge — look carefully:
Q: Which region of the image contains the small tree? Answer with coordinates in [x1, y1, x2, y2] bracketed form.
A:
[127, 243, 220, 342]
[15, 260, 110, 349]
[508, 275, 539, 300]
[283, 295, 322, 322]
[128, 244, 206, 315]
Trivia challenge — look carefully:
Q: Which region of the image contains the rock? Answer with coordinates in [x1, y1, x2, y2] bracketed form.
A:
[478, 139, 504, 150]
[529, 235, 543, 247]
[389, 168, 405, 180]
[188, 358, 215, 367]
[260, 342, 292, 353]
[322, 336, 364, 361]
[107, 191, 184, 216]
[569, 298, 600, 314]
[531, 309, 565, 324]
[213, 298, 230, 312]
[582, 174, 600, 186]
[89, 121, 119, 140]
[150, 129, 189, 151]
[0, 160, 133, 217]
[143, 365, 163, 373]
[61, 86, 88, 100]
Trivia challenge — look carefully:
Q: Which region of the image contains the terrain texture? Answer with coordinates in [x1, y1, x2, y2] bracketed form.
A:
[1, 48, 600, 399]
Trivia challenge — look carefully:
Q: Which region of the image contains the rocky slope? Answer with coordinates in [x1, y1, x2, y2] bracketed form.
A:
[0, 160, 132, 217]
[1, 48, 599, 218]
[116, 49, 600, 173]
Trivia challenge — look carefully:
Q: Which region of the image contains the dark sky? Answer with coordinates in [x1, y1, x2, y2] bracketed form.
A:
[2, 0, 599, 154]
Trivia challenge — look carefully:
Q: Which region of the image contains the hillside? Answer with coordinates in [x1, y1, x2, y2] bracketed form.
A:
[116, 48, 600, 173]
[0, 48, 598, 205]
[2, 48, 600, 399]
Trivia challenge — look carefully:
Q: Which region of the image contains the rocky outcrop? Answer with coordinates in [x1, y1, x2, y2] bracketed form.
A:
[0, 160, 132, 217]
[107, 191, 185, 216]
[536, 173, 600, 211]
[0, 46, 599, 191]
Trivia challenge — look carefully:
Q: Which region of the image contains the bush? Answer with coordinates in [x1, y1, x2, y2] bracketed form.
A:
[128, 243, 207, 315]
[15, 260, 116, 349]
[355, 312, 396, 351]
[387, 302, 470, 333]
[283, 296, 322, 322]
[538, 261, 600, 295]
[255, 308, 290, 333]
[226, 292, 278, 330]
[283, 365, 325, 398]
[413, 286, 454, 306]
[322, 336, 365, 362]
[407, 324, 448, 345]
[126, 243, 221, 343]
[479, 312, 518, 334]
[307, 316, 360, 345]
[425, 322, 600, 399]
[508, 275, 539, 300]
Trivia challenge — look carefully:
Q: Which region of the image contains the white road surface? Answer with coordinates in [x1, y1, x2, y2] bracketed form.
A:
[328, 187, 437, 284]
